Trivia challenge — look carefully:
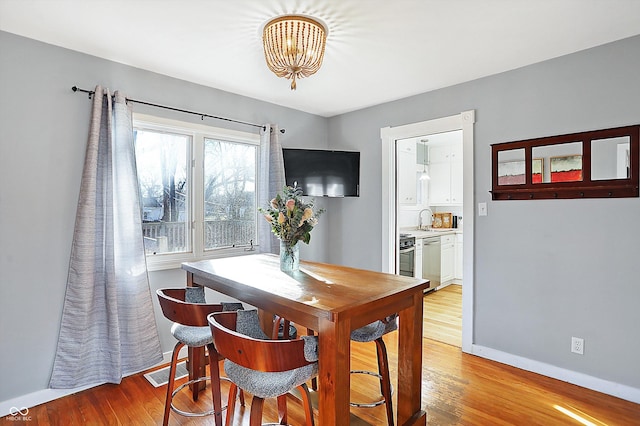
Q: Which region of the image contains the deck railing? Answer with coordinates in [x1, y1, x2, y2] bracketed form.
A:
[142, 220, 255, 253]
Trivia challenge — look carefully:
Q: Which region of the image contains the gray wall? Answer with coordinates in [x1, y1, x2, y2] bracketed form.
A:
[0, 31, 328, 402]
[326, 35, 640, 390]
[1, 28, 639, 405]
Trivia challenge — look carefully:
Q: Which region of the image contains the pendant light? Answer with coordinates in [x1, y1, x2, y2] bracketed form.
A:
[419, 139, 430, 180]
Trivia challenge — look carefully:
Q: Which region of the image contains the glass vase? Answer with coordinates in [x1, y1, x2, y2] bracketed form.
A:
[279, 241, 300, 272]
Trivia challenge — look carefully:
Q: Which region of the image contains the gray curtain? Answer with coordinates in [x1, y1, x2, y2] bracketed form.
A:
[50, 86, 162, 388]
[258, 124, 285, 253]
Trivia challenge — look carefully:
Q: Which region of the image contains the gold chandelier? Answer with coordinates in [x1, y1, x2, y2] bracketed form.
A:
[262, 15, 327, 90]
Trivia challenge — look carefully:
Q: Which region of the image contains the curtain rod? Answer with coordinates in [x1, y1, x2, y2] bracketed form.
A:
[71, 86, 285, 133]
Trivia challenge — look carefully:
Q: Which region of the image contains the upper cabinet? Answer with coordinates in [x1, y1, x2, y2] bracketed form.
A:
[429, 143, 463, 205]
[398, 143, 418, 205]
[491, 125, 639, 200]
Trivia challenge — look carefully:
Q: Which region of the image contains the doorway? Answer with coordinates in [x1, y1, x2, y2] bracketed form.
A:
[380, 111, 475, 353]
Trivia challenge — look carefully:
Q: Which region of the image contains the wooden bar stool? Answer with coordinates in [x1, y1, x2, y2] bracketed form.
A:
[350, 314, 398, 426]
[305, 314, 396, 424]
[156, 287, 243, 426]
[208, 309, 319, 426]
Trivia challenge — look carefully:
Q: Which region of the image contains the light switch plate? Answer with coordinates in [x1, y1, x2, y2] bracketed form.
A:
[478, 202, 487, 216]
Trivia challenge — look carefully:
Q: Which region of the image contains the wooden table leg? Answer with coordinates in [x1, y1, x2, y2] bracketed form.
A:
[317, 316, 351, 425]
[397, 291, 427, 426]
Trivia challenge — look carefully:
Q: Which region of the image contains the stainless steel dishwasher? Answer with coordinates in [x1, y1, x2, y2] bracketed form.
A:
[422, 236, 441, 291]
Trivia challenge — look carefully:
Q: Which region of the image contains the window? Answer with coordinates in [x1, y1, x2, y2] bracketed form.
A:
[135, 129, 190, 255]
[203, 138, 257, 250]
[133, 114, 260, 270]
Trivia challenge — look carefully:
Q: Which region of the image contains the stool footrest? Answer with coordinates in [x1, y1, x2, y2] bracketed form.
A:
[349, 370, 394, 408]
[170, 376, 233, 417]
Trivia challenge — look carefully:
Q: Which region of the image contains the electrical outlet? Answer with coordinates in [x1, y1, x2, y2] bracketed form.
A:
[571, 337, 584, 355]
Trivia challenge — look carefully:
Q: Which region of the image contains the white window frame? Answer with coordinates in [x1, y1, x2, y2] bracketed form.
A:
[133, 113, 261, 271]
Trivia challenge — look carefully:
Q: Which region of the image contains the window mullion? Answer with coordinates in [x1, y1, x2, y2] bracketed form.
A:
[192, 132, 205, 258]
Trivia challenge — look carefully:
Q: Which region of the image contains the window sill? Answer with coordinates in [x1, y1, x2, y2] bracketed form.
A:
[146, 248, 260, 272]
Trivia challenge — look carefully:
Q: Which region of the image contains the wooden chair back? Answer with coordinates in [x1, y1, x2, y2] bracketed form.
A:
[157, 288, 225, 327]
[208, 311, 313, 373]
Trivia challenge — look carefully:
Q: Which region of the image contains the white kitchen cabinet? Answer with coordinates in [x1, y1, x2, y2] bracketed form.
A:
[450, 160, 463, 204]
[440, 234, 455, 284]
[427, 161, 450, 204]
[429, 143, 463, 205]
[454, 233, 463, 281]
[398, 146, 417, 205]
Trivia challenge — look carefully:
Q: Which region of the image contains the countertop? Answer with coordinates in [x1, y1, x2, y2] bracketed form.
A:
[401, 228, 461, 238]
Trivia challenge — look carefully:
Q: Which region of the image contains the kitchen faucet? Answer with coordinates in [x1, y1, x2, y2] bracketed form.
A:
[418, 208, 433, 230]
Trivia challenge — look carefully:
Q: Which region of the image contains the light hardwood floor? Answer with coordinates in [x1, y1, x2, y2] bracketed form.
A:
[7, 288, 639, 425]
[423, 284, 462, 347]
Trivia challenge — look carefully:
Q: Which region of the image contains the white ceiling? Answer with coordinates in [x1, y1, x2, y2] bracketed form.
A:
[2, 0, 640, 117]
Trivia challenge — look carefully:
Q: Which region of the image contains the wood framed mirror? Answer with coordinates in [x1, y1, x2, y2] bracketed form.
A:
[491, 125, 639, 200]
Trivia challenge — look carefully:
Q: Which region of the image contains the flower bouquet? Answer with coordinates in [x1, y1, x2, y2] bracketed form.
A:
[259, 185, 324, 271]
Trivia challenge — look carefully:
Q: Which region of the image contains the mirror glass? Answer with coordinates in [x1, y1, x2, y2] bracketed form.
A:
[497, 148, 525, 185]
[532, 157, 543, 183]
[591, 136, 630, 180]
[532, 141, 583, 183]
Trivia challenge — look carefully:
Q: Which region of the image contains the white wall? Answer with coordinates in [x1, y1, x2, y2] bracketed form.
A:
[326, 35, 640, 396]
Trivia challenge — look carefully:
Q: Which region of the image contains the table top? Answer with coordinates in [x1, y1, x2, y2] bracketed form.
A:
[182, 254, 429, 329]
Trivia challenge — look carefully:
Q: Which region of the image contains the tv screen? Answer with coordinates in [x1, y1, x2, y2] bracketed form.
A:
[282, 148, 360, 197]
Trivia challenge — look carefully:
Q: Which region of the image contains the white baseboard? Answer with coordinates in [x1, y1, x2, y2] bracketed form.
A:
[0, 347, 187, 417]
[469, 344, 640, 404]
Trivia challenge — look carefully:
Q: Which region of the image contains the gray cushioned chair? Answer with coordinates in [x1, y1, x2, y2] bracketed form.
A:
[208, 309, 319, 426]
[156, 287, 243, 426]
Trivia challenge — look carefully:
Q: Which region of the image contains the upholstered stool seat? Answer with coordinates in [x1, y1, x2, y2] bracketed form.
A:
[350, 315, 397, 342]
[170, 323, 213, 347]
[224, 349, 318, 399]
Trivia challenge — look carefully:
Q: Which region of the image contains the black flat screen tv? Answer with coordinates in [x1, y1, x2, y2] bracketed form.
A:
[282, 148, 360, 197]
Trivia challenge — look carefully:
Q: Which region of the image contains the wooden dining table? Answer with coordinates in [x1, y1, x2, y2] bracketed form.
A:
[182, 254, 429, 426]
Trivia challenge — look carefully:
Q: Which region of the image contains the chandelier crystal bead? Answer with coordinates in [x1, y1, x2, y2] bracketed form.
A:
[262, 15, 327, 90]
